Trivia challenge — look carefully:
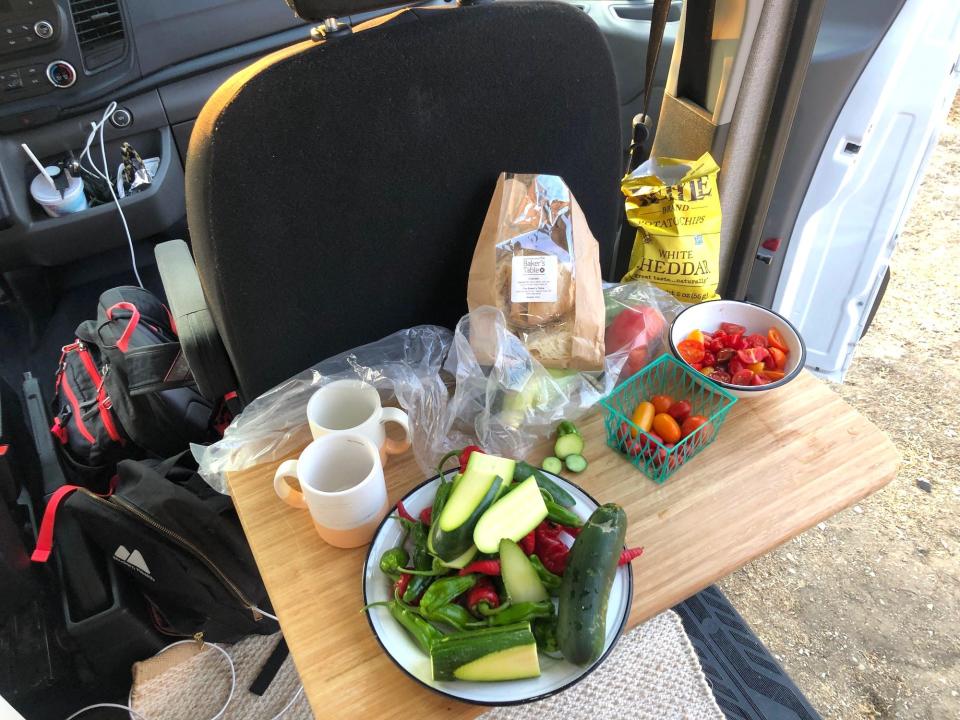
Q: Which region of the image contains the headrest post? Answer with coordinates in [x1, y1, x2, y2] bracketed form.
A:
[310, 17, 352, 42]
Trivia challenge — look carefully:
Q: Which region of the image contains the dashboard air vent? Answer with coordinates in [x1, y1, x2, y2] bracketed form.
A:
[69, 0, 126, 71]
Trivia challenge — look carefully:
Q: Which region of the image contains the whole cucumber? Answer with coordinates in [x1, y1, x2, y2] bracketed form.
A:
[556, 503, 627, 666]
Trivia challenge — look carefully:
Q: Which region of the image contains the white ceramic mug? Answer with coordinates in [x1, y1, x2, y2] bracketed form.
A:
[306, 379, 411, 464]
[273, 433, 388, 548]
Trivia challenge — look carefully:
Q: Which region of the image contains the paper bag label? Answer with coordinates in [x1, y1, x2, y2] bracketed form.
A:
[511, 255, 558, 302]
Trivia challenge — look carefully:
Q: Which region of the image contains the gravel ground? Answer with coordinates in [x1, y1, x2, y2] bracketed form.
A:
[719, 95, 960, 718]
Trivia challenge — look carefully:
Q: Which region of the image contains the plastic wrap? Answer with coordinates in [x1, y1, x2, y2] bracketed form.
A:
[195, 282, 683, 491]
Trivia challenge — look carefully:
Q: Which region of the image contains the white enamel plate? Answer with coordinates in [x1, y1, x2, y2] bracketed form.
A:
[361, 471, 634, 706]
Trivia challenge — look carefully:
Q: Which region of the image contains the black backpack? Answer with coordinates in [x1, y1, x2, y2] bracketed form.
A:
[32, 453, 279, 643]
[51, 286, 217, 486]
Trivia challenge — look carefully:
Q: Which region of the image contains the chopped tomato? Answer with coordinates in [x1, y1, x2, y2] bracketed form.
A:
[725, 334, 746, 350]
[768, 347, 787, 370]
[701, 366, 716, 376]
[686, 329, 706, 344]
[728, 357, 745, 375]
[702, 351, 716, 368]
[737, 347, 769, 364]
[716, 348, 735, 363]
[745, 333, 768, 348]
[767, 327, 789, 353]
[747, 361, 765, 373]
[711, 369, 732, 383]
[650, 394, 674, 414]
[731, 369, 754, 386]
[751, 373, 772, 386]
[721, 322, 745, 336]
[761, 369, 785, 381]
[677, 339, 705, 365]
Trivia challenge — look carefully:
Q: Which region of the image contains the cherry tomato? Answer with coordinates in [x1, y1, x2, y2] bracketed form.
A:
[681, 415, 709, 438]
[652, 413, 682, 444]
[650, 394, 674, 414]
[747, 361, 765, 374]
[701, 366, 716, 376]
[761, 369, 785, 381]
[725, 334, 746, 350]
[768, 347, 787, 370]
[751, 373, 772, 386]
[677, 339, 705, 365]
[737, 347, 769, 364]
[731, 369, 754, 386]
[716, 348, 735, 363]
[708, 338, 725, 353]
[616, 422, 631, 446]
[686, 329, 705, 344]
[767, 327, 789, 353]
[721, 322, 745, 336]
[728, 357, 745, 375]
[630, 401, 655, 437]
[702, 351, 716, 367]
[666, 400, 692, 423]
[711, 370, 732, 383]
[745, 333, 768, 348]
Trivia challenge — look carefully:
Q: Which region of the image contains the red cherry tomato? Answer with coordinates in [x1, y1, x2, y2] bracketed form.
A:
[666, 400, 692, 423]
[702, 351, 716, 368]
[728, 357, 745, 376]
[737, 347, 769, 364]
[711, 369, 732, 383]
[650, 395, 674, 414]
[751, 373, 772, 386]
[677, 339, 705, 365]
[745, 333, 768, 348]
[725, 334, 746, 350]
[681, 415, 709, 438]
[767, 327, 789, 353]
[731, 369, 754, 386]
[721, 322, 745, 336]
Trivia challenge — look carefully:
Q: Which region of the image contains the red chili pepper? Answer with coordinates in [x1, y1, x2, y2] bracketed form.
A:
[519, 530, 535, 555]
[618, 547, 645, 565]
[394, 573, 411, 598]
[419, 506, 432, 525]
[458, 559, 500, 576]
[535, 522, 570, 575]
[458, 445, 483, 473]
[395, 501, 415, 523]
[465, 576, 499, 615]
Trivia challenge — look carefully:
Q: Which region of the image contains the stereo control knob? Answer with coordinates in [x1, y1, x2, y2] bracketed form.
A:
[46, 61, 76, 89]
[34, 20, 53, 39]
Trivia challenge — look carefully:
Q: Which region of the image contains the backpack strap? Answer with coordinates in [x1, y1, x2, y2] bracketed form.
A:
[32, 479, 118, 562]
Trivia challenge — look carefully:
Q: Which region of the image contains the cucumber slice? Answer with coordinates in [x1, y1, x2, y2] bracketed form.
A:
[564, 454, 587, 473]
[554, 433, 584, 460]
[499, 538, 548, 603]
[541, 456, 563, 475]
[430, 622, 539, 682]
[472, 476, 548, 554]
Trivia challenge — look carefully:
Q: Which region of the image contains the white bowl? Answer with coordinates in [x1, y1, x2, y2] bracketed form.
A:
[669, 300, 806, 399]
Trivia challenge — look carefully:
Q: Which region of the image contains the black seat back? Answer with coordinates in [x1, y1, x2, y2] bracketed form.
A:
[187, 2, 622, 399]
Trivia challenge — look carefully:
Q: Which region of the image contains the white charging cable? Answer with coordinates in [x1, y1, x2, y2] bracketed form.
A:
[79, 100, 144, 289]
[63, 636, 304, 720]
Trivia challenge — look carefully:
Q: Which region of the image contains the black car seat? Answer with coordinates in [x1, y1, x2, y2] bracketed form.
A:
[157, 0, 622, 405]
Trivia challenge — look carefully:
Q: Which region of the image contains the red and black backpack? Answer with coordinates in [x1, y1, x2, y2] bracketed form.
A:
[51, 286, 217, 487]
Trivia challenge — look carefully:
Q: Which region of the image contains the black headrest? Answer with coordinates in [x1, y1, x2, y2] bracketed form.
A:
[285, 0, 420, 21]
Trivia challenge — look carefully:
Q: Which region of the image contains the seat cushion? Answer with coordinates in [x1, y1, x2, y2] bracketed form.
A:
[187, 1, 622, 399]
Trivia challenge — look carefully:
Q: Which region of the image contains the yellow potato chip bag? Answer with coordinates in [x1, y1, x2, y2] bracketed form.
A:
[621, 152, 721, 304]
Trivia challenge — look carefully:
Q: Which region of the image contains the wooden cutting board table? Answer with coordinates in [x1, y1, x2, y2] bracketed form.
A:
[226, 370, 898, 718]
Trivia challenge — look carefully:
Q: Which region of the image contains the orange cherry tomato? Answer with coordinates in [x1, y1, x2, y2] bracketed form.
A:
[767, 327, 789, 353]
[650, 394, 674, 414]
[768, 347, 787, 370]
[761, 369, 785, 381]
[677, 339, 705, 365]
[747, 361, 765, 373]
[652, 413, 682, 444]
[630, 401, 655, 437]
[681, 415, 710, 439]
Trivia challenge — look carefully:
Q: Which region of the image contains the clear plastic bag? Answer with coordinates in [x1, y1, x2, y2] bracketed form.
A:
[195, 281, 683, 490]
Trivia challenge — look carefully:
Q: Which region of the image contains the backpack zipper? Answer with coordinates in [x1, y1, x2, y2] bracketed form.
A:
[78, 489, 263, 622]
[55, 345, 95, 445]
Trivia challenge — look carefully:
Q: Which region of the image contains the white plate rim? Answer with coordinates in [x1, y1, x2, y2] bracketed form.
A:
[360, 471, 635, 707]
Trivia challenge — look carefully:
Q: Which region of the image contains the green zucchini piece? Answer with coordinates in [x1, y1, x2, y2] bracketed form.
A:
[429, 622, 540, 682]
[557, 503, 627, 666]
[439, 453, 515, 531]
[541, 456, 563, 475]
[472, 476, 548, 554]
[513, 461, 576, 507]
[564, 454, 587, 473]
[438, 544, 478, 570]
[499, 538, 548, 603]
[554, 433, 584, 460]
[431, 476, 503, 561]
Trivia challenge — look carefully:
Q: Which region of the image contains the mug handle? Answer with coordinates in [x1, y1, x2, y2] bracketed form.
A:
[274, 459, 307, 509]
[380, 407, 412, 456]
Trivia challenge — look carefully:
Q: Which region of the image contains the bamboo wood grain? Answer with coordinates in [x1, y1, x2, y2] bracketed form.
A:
[227, 370, 899, 718]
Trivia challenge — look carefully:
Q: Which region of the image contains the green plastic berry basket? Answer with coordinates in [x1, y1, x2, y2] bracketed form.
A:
[599, 354, 737, 484]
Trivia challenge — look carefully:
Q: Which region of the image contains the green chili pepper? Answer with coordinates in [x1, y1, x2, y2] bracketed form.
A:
[421, 603, 473, 631]
[432, 478, 454, 521]
[403, 522, 435, 603]
[541, 493, 583, 527]
[389, 601, 443, 654]
[528, 554, 562, 592]
[483, 600, 554, 627]
[379, 547, 409, 578]
[532, 616, 560, 653]
[420, 574, 477, 615]
[436, 449, 461, 478]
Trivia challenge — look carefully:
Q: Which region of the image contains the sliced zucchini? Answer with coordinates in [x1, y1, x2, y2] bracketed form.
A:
[564, 454, 587, 473]
[430, 622, 539, 682]
[541, 456, 563, 475]
[554, 432, 584, 460]
[431, 476, 503, 561]
[472, 476, 547, 554]
[499, 538, 548, 603]
[439, 453, 515, 532]
[438, 544, 478, 570]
